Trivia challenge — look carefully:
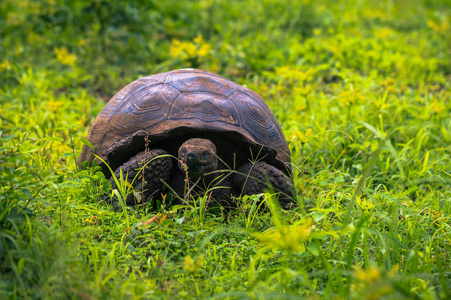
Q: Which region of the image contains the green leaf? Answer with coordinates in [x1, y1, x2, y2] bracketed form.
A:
[2, 135, 15, 141]
[421, 150, 430, 174]
[61, 153, 72, 159]
[312, 212, 326, 222]
[81, 137, 95, 151]
[18, 258, 25, 275]
[48, 137, 64, 142]
[22, 188, 31, 199]
[174, 216, 185, 224]
[307, 244, 319, 256]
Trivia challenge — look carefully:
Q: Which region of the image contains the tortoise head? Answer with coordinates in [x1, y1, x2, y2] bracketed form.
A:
[178, 138, 218, 180]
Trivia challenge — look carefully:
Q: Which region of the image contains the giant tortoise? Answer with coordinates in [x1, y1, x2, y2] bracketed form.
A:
[78, 69, 295, 209]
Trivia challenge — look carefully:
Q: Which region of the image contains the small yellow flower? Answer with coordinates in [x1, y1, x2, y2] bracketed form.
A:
[427, 19, 450, 34]
[380, 78, 396, 88]
[429, 100, 446, 114]
[183, 255, 204, 274]
[355, 195, 375, 211]
[169, 39, 183, 58]
[197, 43, 211, 57]
[276, 66, 313, 82]
[297, 84, 312, 96]
[47, 100, 63, 112]
[354, 265, 381, 283]
[193, 34, 204, 44]
[362, 7, 389, 21]
[372, 97, 390, 110]
[352, 264, 396, 299]
[385, 85, 397, 94]
[275, 66, 291, 77]
[54, 47, 77, 66]
[291, 128, 312, 144]
[254, 219, 314, 253]
[169, 36, 212, 64]
[374, 27, 394, 40]
[183, 42, 197, 58]
[339, 86, 364, 106]
[0, 60, 11, 72]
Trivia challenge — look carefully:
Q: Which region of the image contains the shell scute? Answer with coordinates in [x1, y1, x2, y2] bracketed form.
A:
[166, 70, 236, 97]
[168, 93, 240, 126]
[78, 69, 290, 173]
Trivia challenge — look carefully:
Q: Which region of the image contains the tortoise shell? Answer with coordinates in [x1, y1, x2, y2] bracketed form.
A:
[78, 69, 291, 174]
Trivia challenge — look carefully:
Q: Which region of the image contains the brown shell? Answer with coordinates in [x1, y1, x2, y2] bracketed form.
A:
[78, 69, 291, 173]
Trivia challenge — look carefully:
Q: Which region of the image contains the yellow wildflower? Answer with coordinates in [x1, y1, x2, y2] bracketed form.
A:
[428, 84, 441, 91]
[429, 100, 446, 114]
[54, 47, 77, 66]
[389, 264, 400, 276]
[197, 43, 211, 57]
[183, 255, 204, 274]
[362, 7, 389, 21]
[374, 27, 394, 40]
[47, 100, 63, 112]
[184, 42, 197, 58]
[291, 128, 312, 144]
[427, 19, 450, 34]
[313, 28, 322, 36]
[372, 96, 390, 110]
[275, 66, 291, 77]
[295, 84, 312, 96]
[254, 219, 314, 253]
[355, 195, 375, 211]
[354, 265, 381, 283]
[169, 39, 183, 58]
[276, 66, 313, 82]
[297, 68, 313, 82]
[339, 86, 364, 106]
[380, 78, 396, 88]
[352, 264, 396, 299]
[0, 61, 11, 72]
[193, 34, 204, 44]
[169, 35, 212, 63]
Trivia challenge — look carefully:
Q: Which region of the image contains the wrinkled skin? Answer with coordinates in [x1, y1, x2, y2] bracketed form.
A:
[178, 138, 218, 181]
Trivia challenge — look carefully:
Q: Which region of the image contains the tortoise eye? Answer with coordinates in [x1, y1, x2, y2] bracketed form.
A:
[201, 152, 209, 159]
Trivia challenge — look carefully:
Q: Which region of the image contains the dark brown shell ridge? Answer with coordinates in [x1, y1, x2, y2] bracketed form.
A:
[78, 69, 291, 174]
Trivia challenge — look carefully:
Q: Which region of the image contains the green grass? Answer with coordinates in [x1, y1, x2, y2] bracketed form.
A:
[1, 0, 450, 298]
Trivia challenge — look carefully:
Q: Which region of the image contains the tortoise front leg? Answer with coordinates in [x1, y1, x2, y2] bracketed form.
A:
[233, 161, 295, 209]
[209, 174, 235, 210]
[109, 149, 173, 205]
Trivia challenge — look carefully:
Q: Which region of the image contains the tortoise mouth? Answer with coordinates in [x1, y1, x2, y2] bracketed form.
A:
[186, 163, 214, 177]
[188, 165, 205, 173]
